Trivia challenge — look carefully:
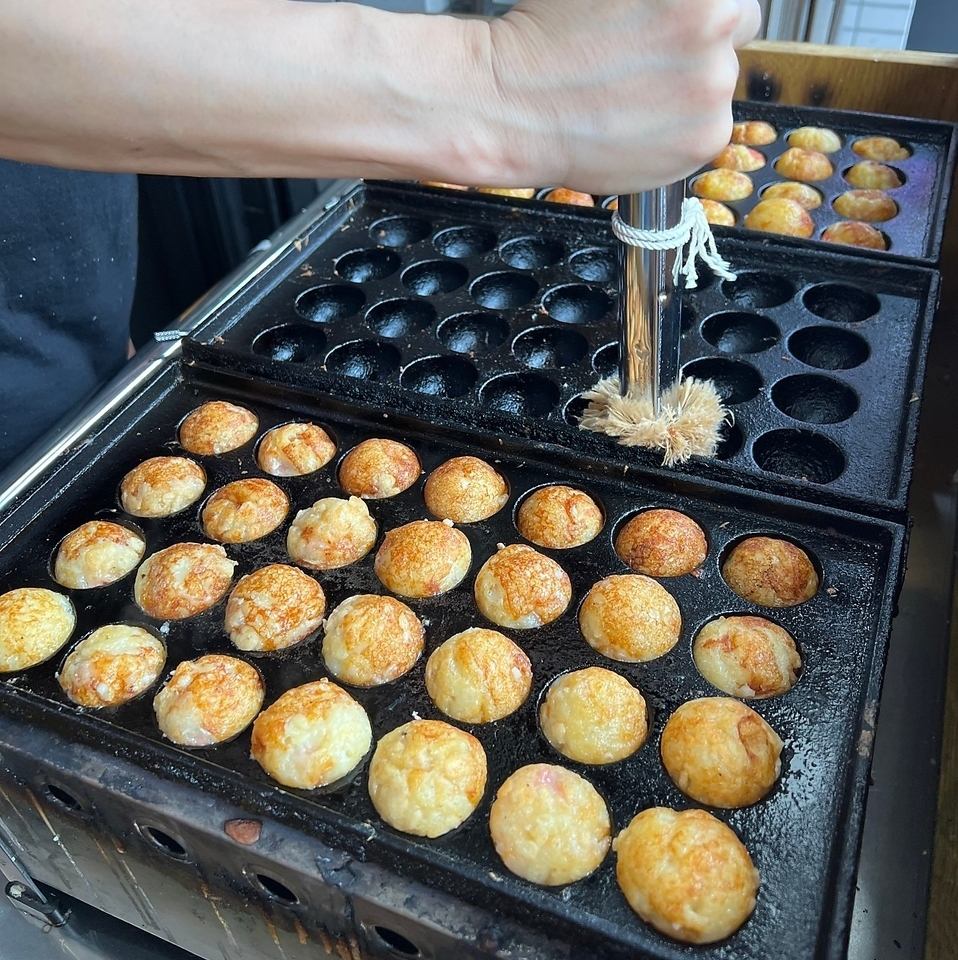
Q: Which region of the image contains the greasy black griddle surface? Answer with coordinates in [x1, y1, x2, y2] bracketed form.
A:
[0, 361, 901, 960]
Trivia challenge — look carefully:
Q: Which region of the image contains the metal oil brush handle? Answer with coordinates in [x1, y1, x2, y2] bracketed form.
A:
[617, 183, 685, 414]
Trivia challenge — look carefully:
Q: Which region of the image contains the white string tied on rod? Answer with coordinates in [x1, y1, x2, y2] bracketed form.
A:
[611, 196, 737, 289]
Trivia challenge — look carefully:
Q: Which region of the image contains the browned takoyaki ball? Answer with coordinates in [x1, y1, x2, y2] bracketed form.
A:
[762, 181, 823, 210]
[833, 190, 897, 222]
[614, 509, 707, 578]
[852, 136, 911, 162]
[787, 126, 842, 153]
[339, 439, 421, 499]
[844, 161, 903, 190]
[712, 144, 766, 173]
[691, 170, 753, 202]
[822, 221, 888, 250]
[543, 188, 595, 207]
[722, 536, 819, 607]
[423, 456, 509, 524]
[179, 401, 258, 456]
[700, 199, 736, 226]
[744, 198, 815, 238]
[731, 120, 777, 146]
[774, 147, 833, 182]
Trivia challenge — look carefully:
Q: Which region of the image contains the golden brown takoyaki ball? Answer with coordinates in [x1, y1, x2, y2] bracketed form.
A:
[0, 587, 75, 673]
[368, 719, 487, 837]
[731, 120, 777, 146]
[423, 456, 509, 524]
[787, 126, 842, 153]
[691, 170, 754, 202]
[256, 423, 336, 477]
[614, 807, 759, 944]
[201, 479, 289, 544]
[286, 496, 377, 570]
[339, 439, 421, 499]
[134, 543, 236, 620]
[374, 520, 472, 598]
[693, 615, 801, 699]
[53, 520, 145, 590]
[489, 764, 611, 885]
[852, 136, 911, 162]
[179, 401, 258, 456]
[722, 536, 819, 608]
[614, 509, 707, 578]
[473, 544, 572, 629]
[844, 160, 903, 190]
[774, 147, 834, 182]
[516, 485, 603, 550]
[822, 221, 888, 250]
[700, 199, 736, 226]
[119, 456, 206, 518]
[743, 198, 815, 238]
[762, 180, 823, 209]
[661, 697, 783, 808]
[544, 188, 595, 206]
[712, 144, 766, 173]
[579, 574, 681, 663]
[833, 189, 897, 222]
[477, 187, 536, 199]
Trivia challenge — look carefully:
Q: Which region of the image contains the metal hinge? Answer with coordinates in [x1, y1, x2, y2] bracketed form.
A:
[0, 822, 69, 927]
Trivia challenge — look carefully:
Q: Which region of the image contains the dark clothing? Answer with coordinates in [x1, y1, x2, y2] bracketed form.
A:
[0, 161, 137, 471]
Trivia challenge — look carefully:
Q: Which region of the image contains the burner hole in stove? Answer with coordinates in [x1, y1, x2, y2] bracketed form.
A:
[715, 422, 745, 460]
[400, 355, 478, 398]
[252, 324, 327, 363]
[335, 248, 400, 283]
[721, 272, 795, 308]
[803, 283, 880, 324]
[44, 784, 81, 812]
[139, 825, 190, 861]
[366, 299, 437, 338]
[681, 358, 762, 405]
[436, 312, 510, 355]
[563, 394, 591, 425]
[788, 326, 869, 370]
[512, 326, 588, 369]
[295, 284, 366, 324]
[252, 873, 299, 905]
[433, 225, 497, 258]
[753, 429, 845, 484]
[325, 340, 401, 381]
[369, 216, 432, 248]
[471, 271, 539, 310]
[592, 342, 619, 377]
[499, 236, 565, 270]
[401, 260, 469, 296]
[479, 372, 560, 417]
[569, 247, 616, 283]
[772, 374, 858, 424]
[701, 311, 780, 355]
[543, 284, 613, 325]
[373, 926, 420, 957]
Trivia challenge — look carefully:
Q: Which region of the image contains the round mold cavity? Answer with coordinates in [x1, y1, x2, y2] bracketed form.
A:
[372, 927, 420, 957]
[401, 260, 469, 296]
[335, 248, 400, 283]
[563, 394, 590, 425]
[592, 342, 619, 377]
[44, 783, 82, 812]
[803, 283, 880, 324]
[436, 311, 510, 355]
[366, 298, 436, 338]
[479, 372, 560, 417]
[295, 284, 365, 324]
[788, 325, 869, 370]
[499, 236, 565, 270]
[325, 339, 401, 381]
[569, 247, 616, 283]
[701, 312, 780, 355]
[752, 429, 846, 484]
[471, 271, 539, 310]
[512, 326, 588, 369]
[681, 358, 762, 405]
[720, 271, 795, 309]
[368, 215, 432, 248]
[399, 355, 478, 398]
[543, 284, 613, 325]
[252, 324, 327, 363]
[715, 422, 745, 460]
[251, 873, 299, 905]
[433, 225, 497, 258]
[138, 824, 190, 861]
[771, 374, 858, 424]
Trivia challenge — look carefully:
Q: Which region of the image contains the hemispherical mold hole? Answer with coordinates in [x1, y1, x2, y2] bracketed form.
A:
[433, 225, 497, 258]
[366, 299, 436, 338]
[372, 927, 420, 958]
[295, 284, 365, 324]
[45, 783, 81, 812]
[715, 422, 745, 460]
[479, 372, 560, 417]
[471, 272, 539, 310]
[721, 272, 795, 308]
[543, 284, 613, 325]
[400, 355, 478, 398]
[139, 825, 190, 861]
[335, 248, 400, 283]
[369, 215, 432, 248]
[436, 312, 510, 355]
[803, 283, 880, 324]
[569, 247, 616, 283]
[752, 429, 846, 484]
[788, 326, 869, 370]
[701, 312, 780, 354]
[563, 394, 590, 425]
[252, 324, 327, 363]
[512, 326, 588, 369]
[252, 873, 299, 905]
[592, 342, 619, 377]
[771, 374, 858, 424]
[325, 340, 401, 381]
[682, 358, 762, 405]
[499, 236, 565, 270]
[402, 260, 469, 296]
